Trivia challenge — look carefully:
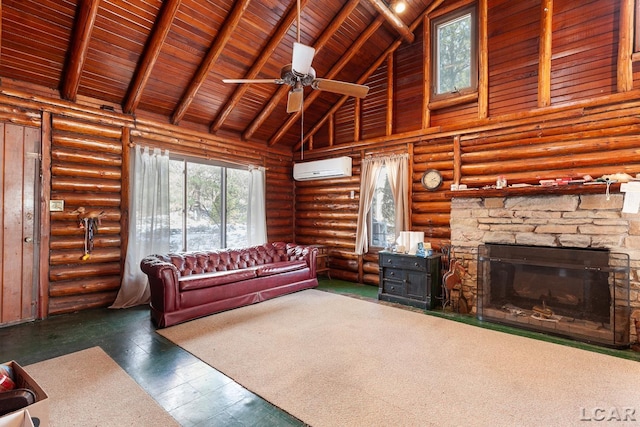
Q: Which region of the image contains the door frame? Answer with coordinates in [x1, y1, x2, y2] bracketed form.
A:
[37, 112, 52, 319]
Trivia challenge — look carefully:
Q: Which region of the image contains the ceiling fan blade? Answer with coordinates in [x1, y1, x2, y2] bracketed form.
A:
[287, 87, 304, 113]
[312, 78, 370, 98]
[291, 42, 315, 75]
[222, 78, 284, 84]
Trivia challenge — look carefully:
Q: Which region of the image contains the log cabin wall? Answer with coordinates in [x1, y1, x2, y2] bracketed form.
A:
[48, 116, 124, 315]
[0, 90, 293, 316]
[296, 0, 640, 285]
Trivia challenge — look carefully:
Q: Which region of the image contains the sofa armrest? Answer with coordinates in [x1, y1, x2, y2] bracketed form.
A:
[140, 255, 180, 313]
[286, 244, 318, 278]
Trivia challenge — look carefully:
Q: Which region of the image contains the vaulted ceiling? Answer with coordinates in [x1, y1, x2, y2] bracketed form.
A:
[0, 0, 440, 151]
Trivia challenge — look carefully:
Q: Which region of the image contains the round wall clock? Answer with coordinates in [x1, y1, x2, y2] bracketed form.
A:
[421, 169, 443, 191]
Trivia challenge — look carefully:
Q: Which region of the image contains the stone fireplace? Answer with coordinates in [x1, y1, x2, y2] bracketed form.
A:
[449, 189, 639, 347]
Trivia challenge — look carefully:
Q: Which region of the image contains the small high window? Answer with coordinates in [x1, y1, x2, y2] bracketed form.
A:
[431, 5, 478, 99]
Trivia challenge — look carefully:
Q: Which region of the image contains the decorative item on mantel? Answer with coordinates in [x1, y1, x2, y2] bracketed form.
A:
[449, 172, 640, 193]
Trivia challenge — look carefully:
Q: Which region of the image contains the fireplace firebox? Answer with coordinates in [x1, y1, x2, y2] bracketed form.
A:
[477, 244, 630, 348]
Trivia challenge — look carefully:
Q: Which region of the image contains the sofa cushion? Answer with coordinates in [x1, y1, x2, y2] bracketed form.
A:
[256, 260, 307, 277]
[179, 269, 257, 291]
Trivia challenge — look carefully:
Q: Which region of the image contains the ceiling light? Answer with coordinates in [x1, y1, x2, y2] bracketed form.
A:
[394, 1, 406, 14]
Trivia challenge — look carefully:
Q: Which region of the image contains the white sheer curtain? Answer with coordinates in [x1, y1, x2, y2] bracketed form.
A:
[385, 154, 410, 238]
[354, 154, 410, 255]
[355, 157, 384, 255]
[111, 146, 170, 309]
[247, 166, 267, 245]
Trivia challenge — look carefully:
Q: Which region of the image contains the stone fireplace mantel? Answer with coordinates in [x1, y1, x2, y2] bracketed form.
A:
[448, 188, 640, 345]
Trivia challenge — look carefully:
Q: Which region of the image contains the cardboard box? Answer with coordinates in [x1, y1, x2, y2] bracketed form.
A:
[0, 362, 48, 427]
[0, 410, 35, 427]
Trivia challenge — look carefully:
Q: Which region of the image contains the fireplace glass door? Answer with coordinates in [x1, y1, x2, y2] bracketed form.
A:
[477, 244, 630, 348]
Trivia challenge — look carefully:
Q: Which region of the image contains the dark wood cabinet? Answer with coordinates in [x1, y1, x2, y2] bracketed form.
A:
[378, 251, 442, 310]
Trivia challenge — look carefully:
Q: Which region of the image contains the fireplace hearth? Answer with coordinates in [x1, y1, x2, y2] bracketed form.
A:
[477, 244, 630, 348]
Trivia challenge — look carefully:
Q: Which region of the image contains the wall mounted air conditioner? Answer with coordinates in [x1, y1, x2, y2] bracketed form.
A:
[293, 156, 352, 181]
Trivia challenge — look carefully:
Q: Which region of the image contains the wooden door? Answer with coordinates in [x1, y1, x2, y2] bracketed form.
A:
[1, 123, 40, 325]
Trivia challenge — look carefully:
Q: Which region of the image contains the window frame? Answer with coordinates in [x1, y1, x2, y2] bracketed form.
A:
[430, 4, 478, 104]
[168, 154, 250, 252]
[635, 0, 640, 55]
[368, 165, 396, 251]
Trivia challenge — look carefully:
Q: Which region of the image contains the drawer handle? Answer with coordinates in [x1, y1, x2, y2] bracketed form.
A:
[414, 262, 419, 267]
[390, 271, 394, 276]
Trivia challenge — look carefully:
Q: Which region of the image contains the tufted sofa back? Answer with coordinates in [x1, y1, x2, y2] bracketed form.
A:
[152, 242, 311, 277]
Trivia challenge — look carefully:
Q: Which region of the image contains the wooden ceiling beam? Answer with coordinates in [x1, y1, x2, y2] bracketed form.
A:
[366, 0, 414, 44]
[171, 0, 251, 125]
[60, 0, 100, 101]
[268, 15, 385, 147]
[123, 0, 182, 114]
[296, 1, 444, 151]
[242, 0, 361, 141]
[210, 0, 311, 133]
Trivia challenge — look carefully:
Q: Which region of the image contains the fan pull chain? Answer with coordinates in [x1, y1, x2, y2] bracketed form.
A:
[300, 100, 304, 160]
[296, 0, 301, 43]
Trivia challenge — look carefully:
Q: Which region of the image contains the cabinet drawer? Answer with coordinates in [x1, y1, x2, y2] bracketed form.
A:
[380, 254, 426, 272]
[382, 279, 403, 296]
[382, 268, 404, 280]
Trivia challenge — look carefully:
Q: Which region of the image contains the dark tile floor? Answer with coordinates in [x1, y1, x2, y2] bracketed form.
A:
[0, 304, 305, 427]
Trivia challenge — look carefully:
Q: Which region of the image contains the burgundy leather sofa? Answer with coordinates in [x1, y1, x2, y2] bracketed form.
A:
[140, 242, 318, 328]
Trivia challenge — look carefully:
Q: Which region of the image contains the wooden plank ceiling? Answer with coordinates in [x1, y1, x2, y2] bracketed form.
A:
[1, 0, 438, 151]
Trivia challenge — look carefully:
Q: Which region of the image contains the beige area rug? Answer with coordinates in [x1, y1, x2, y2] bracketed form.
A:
[160, 290, 640, 427]
[25, 347, 178, 427]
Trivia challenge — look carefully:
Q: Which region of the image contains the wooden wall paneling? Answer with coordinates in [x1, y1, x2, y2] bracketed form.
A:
[632, 55, 640, 84]
[430, 102, 479, 128]
[487, 0, 540, 115]
[334, 98, 356, 144]
[393, 24, 424, 134]
[386, 54, 394, 136]
[48, 116, 123, 315]
[361, 59, 389, 140]
[550, 0, 618, 104]
[266, 158, 294, 243]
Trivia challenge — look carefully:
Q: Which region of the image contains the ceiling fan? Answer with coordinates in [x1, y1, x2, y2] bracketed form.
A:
[221, 0, 369, 114]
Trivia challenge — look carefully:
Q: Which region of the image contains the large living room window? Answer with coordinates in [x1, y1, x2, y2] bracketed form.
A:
[169, 157, 250, 251]
[431, 5, 478, 100]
